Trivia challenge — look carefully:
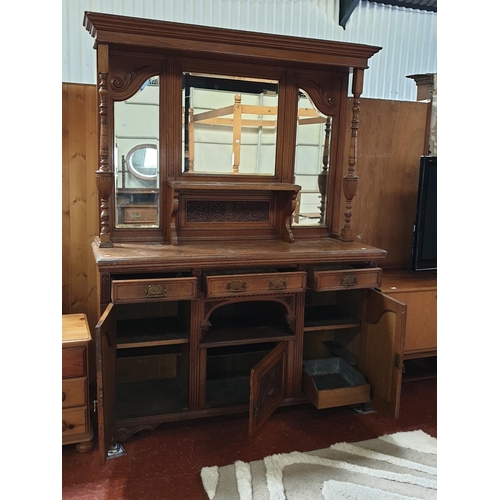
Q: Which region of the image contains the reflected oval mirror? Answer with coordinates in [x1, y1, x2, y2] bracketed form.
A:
[126, 144, 158, 180]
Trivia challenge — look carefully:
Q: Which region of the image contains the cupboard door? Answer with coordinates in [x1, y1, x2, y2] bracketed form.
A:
[358, 289, 406, 418]
[95, 303, 117, 465]
[249, 342, 287, 435]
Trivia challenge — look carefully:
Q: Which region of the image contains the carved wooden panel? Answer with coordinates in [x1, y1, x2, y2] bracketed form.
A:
[186, 200, 270, 223]
[249, 342, 287, 435]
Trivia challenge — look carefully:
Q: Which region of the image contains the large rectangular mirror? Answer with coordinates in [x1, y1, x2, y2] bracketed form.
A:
[182, 73, 278, 175]
[114, 76, 160, 228]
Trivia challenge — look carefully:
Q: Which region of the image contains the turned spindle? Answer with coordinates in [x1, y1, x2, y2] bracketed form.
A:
[96, 45, 114, 248]
[341, 69, 364, 242]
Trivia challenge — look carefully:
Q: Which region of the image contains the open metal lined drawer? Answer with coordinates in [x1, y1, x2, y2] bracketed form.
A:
[307, 266, 382, 292]
[112, 277, 198, 303]
[202, 271, 307, 298]
[302, 358, 371, 409]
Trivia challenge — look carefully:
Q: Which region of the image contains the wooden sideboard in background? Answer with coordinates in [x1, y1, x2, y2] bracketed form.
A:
[61, 83, 429, 383]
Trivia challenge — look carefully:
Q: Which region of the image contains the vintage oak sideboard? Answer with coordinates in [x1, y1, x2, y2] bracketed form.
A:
[84, 12, 407, 465]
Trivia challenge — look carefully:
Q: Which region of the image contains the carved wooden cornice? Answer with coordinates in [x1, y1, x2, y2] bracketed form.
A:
[84, 11, 381, 69]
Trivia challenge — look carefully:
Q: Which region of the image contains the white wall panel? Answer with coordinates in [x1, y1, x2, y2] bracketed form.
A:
[63, 0, 436, 101]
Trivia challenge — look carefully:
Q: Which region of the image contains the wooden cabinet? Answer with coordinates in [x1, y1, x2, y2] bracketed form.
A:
[83, 12, 407, 465]
[380, 269, 437, 359]
[93, 244, 406, 464]
[62, 314, 93, 452]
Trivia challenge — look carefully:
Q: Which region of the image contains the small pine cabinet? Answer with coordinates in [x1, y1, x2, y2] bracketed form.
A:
[62, 314, 94, 452]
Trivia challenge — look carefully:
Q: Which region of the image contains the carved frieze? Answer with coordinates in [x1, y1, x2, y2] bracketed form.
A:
[186, 200, 270, 223]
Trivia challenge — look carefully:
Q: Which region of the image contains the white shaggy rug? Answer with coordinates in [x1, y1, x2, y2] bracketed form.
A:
[201, 430, 437, 500]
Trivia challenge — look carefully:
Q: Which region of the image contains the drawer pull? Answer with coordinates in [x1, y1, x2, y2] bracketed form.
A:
[226, 280, 247, 293]
[269, 278, 287, 290]
[144, 284, 167, 298]
[132, 213, 141, 218]
[62, 392, 66, 402]
[341, 275, 358, 287]
[62, 421, 74, 432]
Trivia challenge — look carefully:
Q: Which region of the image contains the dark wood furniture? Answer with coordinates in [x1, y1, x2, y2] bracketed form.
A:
[84, 12, 407, 465]
[62, 314, 94, 452]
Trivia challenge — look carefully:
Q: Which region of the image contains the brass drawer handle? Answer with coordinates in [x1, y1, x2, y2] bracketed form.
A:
[144, 284, 167, 298]
[132, 212, 141, 218]
[62, 421, 74, 432]
[226, 280, 247, 293]
[269, 278, 287, 290]
[341, 275, 358, 287]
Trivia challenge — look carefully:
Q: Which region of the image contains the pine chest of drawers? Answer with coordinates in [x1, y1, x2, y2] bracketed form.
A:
[62, 314, 93, 452]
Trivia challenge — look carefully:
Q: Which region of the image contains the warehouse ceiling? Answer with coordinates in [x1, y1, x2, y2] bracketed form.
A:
[340, 0, 437, 29]
[367, 1, 436, 11]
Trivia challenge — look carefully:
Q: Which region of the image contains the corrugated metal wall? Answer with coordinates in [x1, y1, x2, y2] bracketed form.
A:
[62, 0, 436, 101]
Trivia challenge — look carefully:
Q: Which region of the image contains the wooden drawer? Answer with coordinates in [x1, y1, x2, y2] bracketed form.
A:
[62, 347, 86, 378]
[122, 206, 158, 224]
[62, 407, 88, 438]
[62, 377, 87, 408]
[112, 277, 198, 303]
[202, 271, 307, 298]
[302, 358, 371, 409]
[307, 267, 381, 292]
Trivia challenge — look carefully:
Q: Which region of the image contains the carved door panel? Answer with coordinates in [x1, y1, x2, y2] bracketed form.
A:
[249, 342, 287, 435]
[95, 303, 117, 464]
[358, 289, 407, 418]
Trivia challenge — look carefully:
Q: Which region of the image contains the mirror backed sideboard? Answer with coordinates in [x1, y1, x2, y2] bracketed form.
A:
[84, 11, 407, 465]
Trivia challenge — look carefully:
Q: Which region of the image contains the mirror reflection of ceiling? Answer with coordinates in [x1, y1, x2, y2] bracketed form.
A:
[182, 73, 279, 175]
[292, 91, 331, 227]
[114, 76, 160, 190]
[114, 76, 161, 230]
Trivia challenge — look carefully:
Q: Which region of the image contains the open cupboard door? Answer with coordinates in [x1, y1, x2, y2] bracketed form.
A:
[95, 304, 117, 464]
[249, 342, 288, 435]
[358, 289, 407, 418]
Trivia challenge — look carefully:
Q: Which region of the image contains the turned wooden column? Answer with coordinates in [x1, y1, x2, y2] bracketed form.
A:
[318, 117, 331, 225]
[96, 44, 114, 248]
[341, 68, 364, 242]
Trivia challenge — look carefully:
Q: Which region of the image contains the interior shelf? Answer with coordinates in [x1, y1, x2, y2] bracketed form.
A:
[116, 317, 189, 349]
[304, 305, 360, 331]
[200, 324, 294, 348]
[201, 302, 294, 348]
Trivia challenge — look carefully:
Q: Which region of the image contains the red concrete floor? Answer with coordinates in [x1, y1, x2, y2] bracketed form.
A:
[62, 378, 437, 500]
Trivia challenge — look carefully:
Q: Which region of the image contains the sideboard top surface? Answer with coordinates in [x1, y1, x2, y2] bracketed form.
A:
[92, 238, 386, 273]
